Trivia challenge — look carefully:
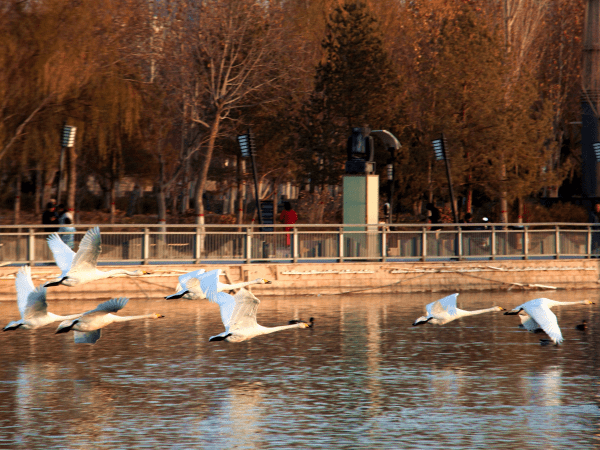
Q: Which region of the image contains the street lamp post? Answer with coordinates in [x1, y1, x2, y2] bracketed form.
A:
[57, 125, 76, 205]
[386, 162, 394, 223]
[237, 129, 263, 225]
[432, 133, 459, 223]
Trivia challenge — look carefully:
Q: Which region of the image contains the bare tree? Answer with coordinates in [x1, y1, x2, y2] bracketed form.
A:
[185, 0, 283, 225]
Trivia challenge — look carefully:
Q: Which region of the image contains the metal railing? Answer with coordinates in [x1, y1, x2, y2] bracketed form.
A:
[0, 223, 598, 266]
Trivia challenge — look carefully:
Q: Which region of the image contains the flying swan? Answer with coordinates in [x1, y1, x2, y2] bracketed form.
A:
[166, 268, 271, 300]
[412, 293, 505, 326]
[3, 266, 85, 331]
[504, 297, 595, 345]
[55, 297, 164, 344]
[44, 226, 149, 287]
[208, 288, 310, 342]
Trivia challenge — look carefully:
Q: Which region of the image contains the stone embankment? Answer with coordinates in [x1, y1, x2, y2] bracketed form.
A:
[1, 259, 599, 301]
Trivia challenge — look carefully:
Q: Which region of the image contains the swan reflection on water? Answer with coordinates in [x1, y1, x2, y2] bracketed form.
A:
[0, 291, 598, 449]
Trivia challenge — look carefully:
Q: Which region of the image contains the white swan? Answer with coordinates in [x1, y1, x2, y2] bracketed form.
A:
[412, 293, 505, 326]
[44, 226, 149, 287]
[3, 266, 85, 331]
[208, 288, 310, 342]
[504, 298, 595, 345]
[165, 268, 271, 300]
[55, 297, 164, 344]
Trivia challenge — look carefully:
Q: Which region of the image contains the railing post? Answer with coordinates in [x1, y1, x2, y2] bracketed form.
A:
[195, 226, 202, 263]
[28, 228, 35, 266]
[246, 227, 252, 264]
[523, 226, 529, 260]
[143, 228, 150, 265]
[382, 225, 387, 262]
[555, 225, 560, 259]
[491, 227, 496, 260]
[457, 227, 463, 260]
[292, 227, 298, 263]
[339, 227, 344, 262]
[588, 225, 592, 258]
[422, 227, 427, 262]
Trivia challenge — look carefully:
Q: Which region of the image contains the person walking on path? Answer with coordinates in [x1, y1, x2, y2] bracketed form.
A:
[280, 201, 298, 248]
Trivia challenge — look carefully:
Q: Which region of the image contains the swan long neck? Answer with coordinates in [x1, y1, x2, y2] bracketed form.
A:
[103, 269, 142, 277]
[461, 307, 502, 317]
[222, 280, 259, 290]
[111, 314, 158, 322]
[552, 300, 592, 306]
[48, 312, 83, 321]
[260, 323, 305, 335]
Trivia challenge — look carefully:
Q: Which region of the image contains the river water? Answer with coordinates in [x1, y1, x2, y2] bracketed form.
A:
[0, 290, 598, 449]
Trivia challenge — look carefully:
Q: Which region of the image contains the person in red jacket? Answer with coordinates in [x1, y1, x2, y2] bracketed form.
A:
[280, 201, 298, 247]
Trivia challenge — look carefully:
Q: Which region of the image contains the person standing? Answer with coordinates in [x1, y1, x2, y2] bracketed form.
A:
[42, 201, 58, 233]
[58, 211, 76, 249]
[280, 201, 298, 249]
[426, 202, 442, 231]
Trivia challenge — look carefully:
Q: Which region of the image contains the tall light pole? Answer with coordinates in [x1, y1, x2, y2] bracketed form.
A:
[432, 133, 459, 223]
[57, 124, 76, 205]
[237, 129, 263, 224]
[371, 130, 401, 224]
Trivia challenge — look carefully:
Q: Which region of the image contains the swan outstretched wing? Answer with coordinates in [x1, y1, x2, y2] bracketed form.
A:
[74, 330, 102, 344]
[199, 269, 221, 302]
[524, 304, 563, 344]
[47, 234, 75, 274]
[214, 292, 236, 329]
[16, 266, 48, 319]
[178, 269, 206, 289]
[85, 297, 128, 316]
[228, 288, 260, 330]
[428, 293, 459, 317]
[71, 227, 102, 272]
[518, 312, 541, 332]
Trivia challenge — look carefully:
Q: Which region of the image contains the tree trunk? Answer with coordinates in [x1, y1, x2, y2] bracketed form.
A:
[42, 169, 57, 208]
[500, 157, 508, 223]
[157, 154, 167, 227]
[466, 188, 472, 215]
[517, 197, 524, 224]
[66, 145, 77, 216]
[110, 182, 116, 224]
[156, 184, 167, 228]
[193, 114, 221, 225]
[14, 173, 21, 225]
[237, 155, 245, 225]
[35, 167, 43, 215]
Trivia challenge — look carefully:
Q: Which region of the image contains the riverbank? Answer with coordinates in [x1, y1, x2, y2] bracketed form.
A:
[1, 259, 599, 301]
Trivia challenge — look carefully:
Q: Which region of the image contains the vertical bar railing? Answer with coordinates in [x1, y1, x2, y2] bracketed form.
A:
[143, 228, 150, 264]
[338, 227, 344, 262]
[421, 227, 427, 262]
[28, 228, 35, 266]
[293, 227, 298, 263]
[382, 225, 387, 262]
[195, 226, 201, 263]
[246, 228, 252, 264]
[3, 223, 597, 265]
